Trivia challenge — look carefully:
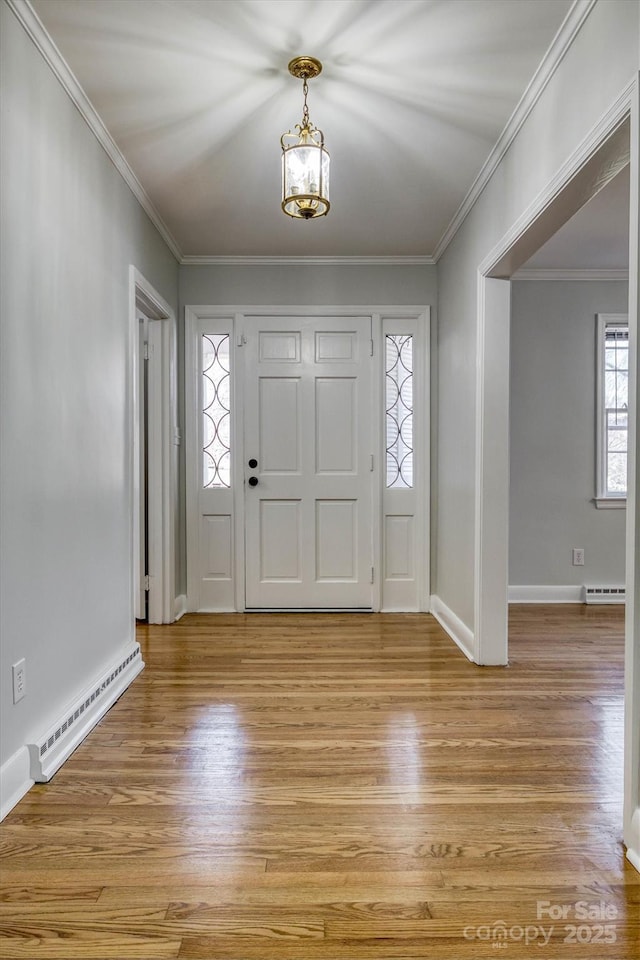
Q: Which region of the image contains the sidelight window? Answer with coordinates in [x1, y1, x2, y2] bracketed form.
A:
[385, 334, 414, 488]
[202, 333, 231, 488]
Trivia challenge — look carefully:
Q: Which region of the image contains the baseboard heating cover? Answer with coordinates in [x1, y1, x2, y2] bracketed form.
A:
[584, 585, 626, 604]
[27, 643, 144, 782]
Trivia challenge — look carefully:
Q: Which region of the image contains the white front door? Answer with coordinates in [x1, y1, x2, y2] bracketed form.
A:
[243, 315, 374, 608]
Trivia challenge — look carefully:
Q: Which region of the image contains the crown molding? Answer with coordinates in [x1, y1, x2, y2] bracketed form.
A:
[432, 0, 598, 262]
[180, 255, 436, 266]
[513, 268, 629, 281]
[7, 0, 183, 263]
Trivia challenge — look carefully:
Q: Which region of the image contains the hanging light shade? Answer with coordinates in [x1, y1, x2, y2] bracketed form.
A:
[281, 56, 330, 220]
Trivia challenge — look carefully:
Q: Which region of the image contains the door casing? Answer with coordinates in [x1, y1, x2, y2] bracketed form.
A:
[129, 266, 178, 624]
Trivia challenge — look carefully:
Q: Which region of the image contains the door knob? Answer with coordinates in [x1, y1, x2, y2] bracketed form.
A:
[248, 476, 259, 487]
[248, 458, 258, 468]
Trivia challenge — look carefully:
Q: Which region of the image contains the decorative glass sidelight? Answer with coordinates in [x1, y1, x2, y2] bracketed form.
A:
[385, 334, 413, 488]
[202, 333, 231, 488]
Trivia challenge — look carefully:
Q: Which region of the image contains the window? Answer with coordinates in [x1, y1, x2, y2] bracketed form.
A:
[596, 314, 628, 505]
[202, 333, 231, 488]
[385, 334, 414, 488]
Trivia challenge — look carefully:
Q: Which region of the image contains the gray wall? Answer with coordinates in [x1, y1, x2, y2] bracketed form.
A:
[180, 263, 436, 309]
[510, 280, 628, 587]
[0, 4, 178, 777]
[177, 262, 438, 596]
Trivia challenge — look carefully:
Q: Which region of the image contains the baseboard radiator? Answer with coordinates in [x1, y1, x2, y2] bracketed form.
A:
[584, 585, 626, 604]
[27, 643, 144, 782]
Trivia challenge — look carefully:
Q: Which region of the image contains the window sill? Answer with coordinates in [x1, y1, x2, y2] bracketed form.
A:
[593, 497, 626, 509]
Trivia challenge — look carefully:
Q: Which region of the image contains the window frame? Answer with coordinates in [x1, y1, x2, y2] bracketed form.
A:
[595, 312, 629, 508]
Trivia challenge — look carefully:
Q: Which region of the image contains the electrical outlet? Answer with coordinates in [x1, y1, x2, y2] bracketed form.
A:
[12, 658, 26, 703]
[572, 548, 585, 566]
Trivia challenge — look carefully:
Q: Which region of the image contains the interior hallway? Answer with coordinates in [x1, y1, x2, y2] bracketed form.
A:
[1, 606, 638, 958]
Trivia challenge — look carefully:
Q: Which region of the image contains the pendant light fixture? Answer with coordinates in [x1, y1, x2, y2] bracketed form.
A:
[281, 56, 330, 220]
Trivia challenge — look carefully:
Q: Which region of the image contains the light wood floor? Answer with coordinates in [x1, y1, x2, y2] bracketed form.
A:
[1, 606, 639, 958]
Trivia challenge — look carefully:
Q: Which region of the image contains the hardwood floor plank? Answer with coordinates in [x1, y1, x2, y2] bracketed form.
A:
[177, 934, 638, 959]
[0, 887, 102, 905]
[1, 607, 636, 959]
[0, 928, 181, 959]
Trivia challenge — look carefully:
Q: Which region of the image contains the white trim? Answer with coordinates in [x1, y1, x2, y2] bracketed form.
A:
[184, 307, 200, 612]
[623, 73, 640, 871]
[474, 276, 510, 666]
[7, 0, 182, 263]
[513, 268, 629, 281]
[129, 267, 178, 624]
[27, 644, 143, 782]
[372, 314, 384, 614]
[181, 256, 435, 267]
[508, 585, 584, 603]
[173, 594, 188, 621]
[0, 747, 33, 822]
[594, 497, 627, 509]
[433, 0, 597, 261]
[430, 595, 475, 662]
[233, 312, 247, 613]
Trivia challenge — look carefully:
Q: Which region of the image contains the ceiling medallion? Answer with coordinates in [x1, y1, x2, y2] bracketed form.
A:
[281, 56, 330, 220]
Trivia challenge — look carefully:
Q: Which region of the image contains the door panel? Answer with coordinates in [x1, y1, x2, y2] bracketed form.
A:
[315, 378, 356, 473]
[385, 514, 414, 579]
[316, 500, 357, 580]
[260, 500, 302, 580]
[202, 514, 233, 579]
[259, 378, 301, 473]
[244, 315, 373, 608]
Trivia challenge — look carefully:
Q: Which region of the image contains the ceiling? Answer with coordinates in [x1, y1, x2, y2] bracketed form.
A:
[522, 164, 630, 271]
[31, 0, 584, 259]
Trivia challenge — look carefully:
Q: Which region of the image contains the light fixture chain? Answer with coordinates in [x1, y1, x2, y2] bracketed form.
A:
[302, 77, 310, 127]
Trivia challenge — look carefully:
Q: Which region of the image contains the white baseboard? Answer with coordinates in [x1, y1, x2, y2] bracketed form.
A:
[27, 642, 144, 782]
[0, 746, 34, 822]
[508, 585, 584, 603]
[173, 594, 188, 621]
[430, 595, 475, 662]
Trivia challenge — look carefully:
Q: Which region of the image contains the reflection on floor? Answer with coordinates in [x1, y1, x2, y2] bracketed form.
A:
[1, 605, 638, 958]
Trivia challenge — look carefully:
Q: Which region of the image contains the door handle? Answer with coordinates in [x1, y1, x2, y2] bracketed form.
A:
[248, 476, 259, 487]
[248, 458, 258, 468]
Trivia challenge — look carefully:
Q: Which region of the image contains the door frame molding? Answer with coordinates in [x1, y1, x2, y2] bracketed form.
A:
[129, 266, 177, 624]
[185, 304, 430, 614]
